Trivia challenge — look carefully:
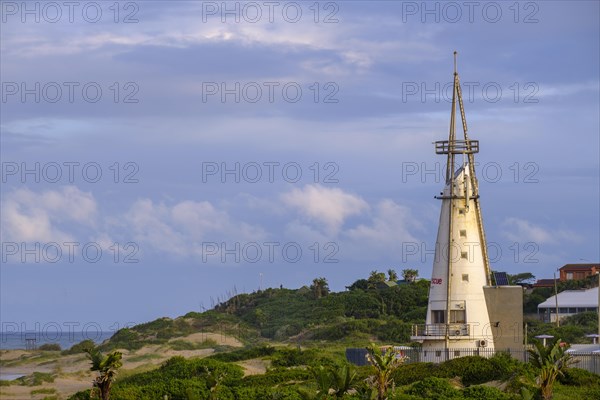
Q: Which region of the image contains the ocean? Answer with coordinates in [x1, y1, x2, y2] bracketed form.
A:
[0, 331, 114, 351]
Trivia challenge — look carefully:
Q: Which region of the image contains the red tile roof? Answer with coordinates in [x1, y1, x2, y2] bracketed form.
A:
[559, 263, 600, 271]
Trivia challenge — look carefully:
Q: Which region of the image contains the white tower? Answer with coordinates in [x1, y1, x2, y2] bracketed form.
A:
[411, 52, 494, 360]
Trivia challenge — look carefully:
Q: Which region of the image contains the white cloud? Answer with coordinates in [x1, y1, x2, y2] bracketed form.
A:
[345, 199, 422, 247]
[281, 184, 369, 235]
[124, 198, 266, 257]
[501, 217, 582, 245]
[0, 186, 97, 243]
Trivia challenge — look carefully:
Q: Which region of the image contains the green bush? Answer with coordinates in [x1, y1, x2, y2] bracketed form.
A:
[102, 328, 143, 350]
[67, 389, 91, 400]
[16, 372, 55, 386]
[462, 385, 511, 399]
[241, 368, 311, 387]
[407, 377, 460, 399]
[558, 367, 600, 387]
[438, 356, 498, 386]
[208, 345, 275, 362]
[62, 339, 95, 355]
[38, 343, 61, 351]
[391, 362, 437, 385]
[31, 387, 57, 394]
[169, 338, 217, 350]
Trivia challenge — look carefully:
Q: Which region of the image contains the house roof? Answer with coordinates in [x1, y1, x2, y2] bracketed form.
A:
[538, 287, 599, 309]
[559, 263, 600, 271]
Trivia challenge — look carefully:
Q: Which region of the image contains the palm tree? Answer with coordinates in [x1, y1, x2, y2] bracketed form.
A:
[367, 271, 386, 289]
[401, 269, 418, 283]
[311, 277, 330, 299]
[387, 269, 398, 282]
[365, 344, 406, 400]
[301, 364, 357, 399]
[528, 338, 575, 400]
[330, 364, 357, 398]
[84, 346, 122, 400]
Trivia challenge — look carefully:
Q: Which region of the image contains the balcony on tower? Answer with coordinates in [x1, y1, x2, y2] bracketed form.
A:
[411, 323, 471, 340]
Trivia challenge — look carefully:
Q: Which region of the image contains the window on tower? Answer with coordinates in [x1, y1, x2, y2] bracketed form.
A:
[450, 310, 466, 323]
[432, 310, 445, 323]
[460, 229, 467, 237]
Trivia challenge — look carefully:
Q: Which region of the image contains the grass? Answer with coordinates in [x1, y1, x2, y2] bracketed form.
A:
[16, 372, 55, 386]
[125, 353, 164, 363]
[168, 338, 218, 351]
[31, 387, 57, 394]
[0, 351, 61, 368]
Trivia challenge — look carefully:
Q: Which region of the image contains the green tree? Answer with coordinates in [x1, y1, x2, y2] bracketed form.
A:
[311, 277, 330, 299]
[509, 272, 536, 285]
[301, 364, 357, 399]
[387, 269, 398, 282]
[365, 344, 406, 400]
[329, 364, 357, 398]
[401, 269, 418, 283]
[528, 338, 575, 400]
[368, 271, 386, 289]
[84, 346, 122, 400]
[204, 366, 228, 400]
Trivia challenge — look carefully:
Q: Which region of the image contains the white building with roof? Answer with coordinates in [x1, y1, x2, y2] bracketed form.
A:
[538, 287, 599, 323]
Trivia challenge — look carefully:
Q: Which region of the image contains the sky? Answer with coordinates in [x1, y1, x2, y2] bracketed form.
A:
[1, 1, 599, 337]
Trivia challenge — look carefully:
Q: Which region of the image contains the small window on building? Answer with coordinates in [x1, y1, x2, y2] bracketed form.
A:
[423, 351, 427, 357]
[432, 310, 445, 323]
[435, 351, 442, 357]
[454, 350, 461, 357]
[459, 230, 467, 237]
[458, 209, 466, 215]
[566, 272, 573, 280]
[568, 308, 576, 313]
[461, 251, 468, 259]
[462, 274, 469, 282]
[450, 310, 466, 324]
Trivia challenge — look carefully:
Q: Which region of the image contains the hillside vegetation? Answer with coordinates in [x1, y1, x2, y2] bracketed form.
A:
[3, 272, 599, 400]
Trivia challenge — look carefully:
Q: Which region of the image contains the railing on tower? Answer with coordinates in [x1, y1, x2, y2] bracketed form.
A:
[412, 323, 470, 337]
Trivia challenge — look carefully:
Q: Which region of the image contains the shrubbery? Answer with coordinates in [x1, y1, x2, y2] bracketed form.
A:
[38, 343, 61, 351]
[208, 345, 275, 362]
[407, 377, 460, 399]
[62, 339, 95, 355]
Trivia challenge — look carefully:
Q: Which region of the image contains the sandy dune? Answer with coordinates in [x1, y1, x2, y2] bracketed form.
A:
[0, 331, 243, 399]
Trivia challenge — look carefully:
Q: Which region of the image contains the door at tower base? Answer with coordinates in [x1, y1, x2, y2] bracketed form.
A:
[484, 285, 525, 361]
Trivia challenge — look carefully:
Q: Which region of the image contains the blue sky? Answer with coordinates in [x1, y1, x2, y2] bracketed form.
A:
[1, 1, 599, 333]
